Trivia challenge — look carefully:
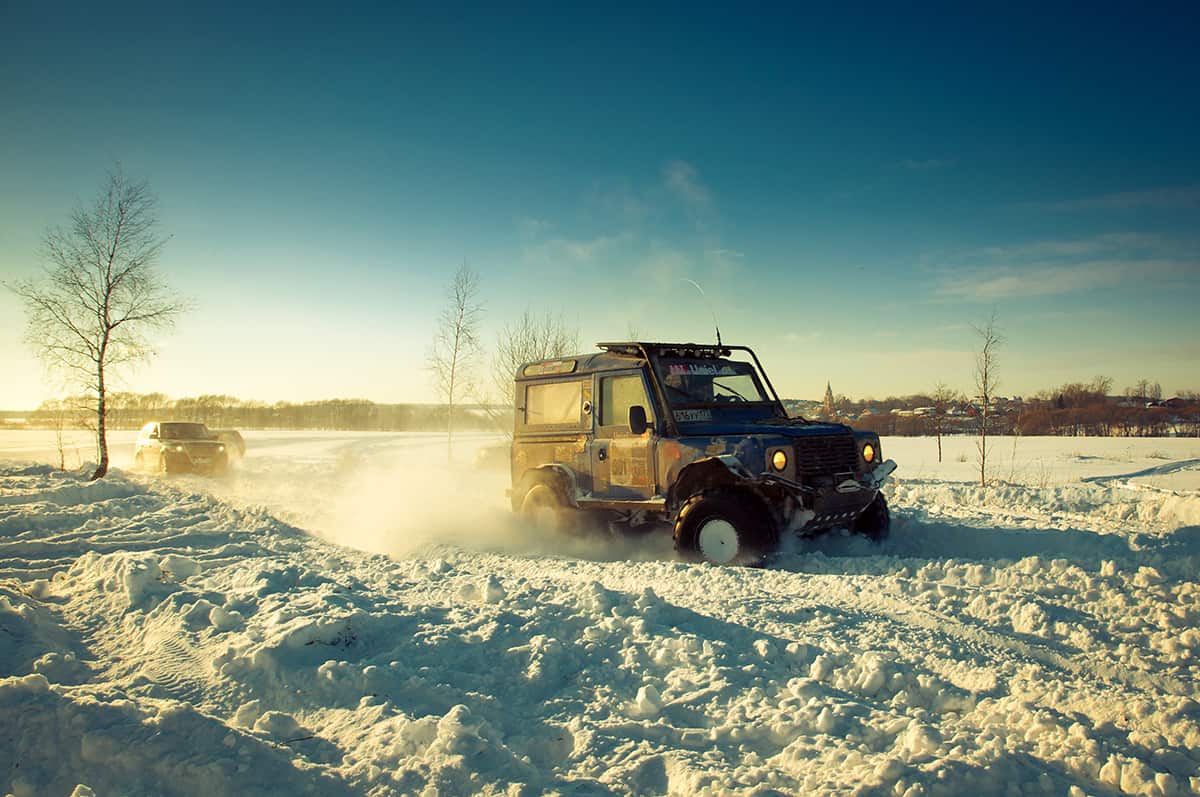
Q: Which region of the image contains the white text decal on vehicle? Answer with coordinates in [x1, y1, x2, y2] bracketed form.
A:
[668, 364, 737, 376]
[673, 409, 713, 423]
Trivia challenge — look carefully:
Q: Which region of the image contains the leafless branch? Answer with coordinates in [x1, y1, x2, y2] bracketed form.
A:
[428, 262, 484, 461]
[7, 164, 188, 479]
[972, 310, 1005, 487]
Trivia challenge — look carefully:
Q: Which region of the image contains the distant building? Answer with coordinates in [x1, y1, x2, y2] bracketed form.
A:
[821, 382, 835, 419]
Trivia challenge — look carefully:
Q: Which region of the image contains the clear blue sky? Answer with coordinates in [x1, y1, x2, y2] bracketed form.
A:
[2, 3, 1198, 408]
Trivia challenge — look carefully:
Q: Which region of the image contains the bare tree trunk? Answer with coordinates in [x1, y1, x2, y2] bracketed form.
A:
[429, 263, 482, 464]
[446, 355, 457, 462]
[10, 165, 186, 481]
[973, 312, 1004, 488]
[979, 405, 988, 487]
[54, 405, 66, 471]
[94, 358, 109, 479]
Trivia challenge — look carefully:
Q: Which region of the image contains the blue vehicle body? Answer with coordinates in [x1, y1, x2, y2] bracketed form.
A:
[511, 342, 897, 561]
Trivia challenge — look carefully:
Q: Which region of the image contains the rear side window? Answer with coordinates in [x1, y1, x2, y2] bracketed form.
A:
[600, 374, 655, 427]
[525, 381, 583, 426]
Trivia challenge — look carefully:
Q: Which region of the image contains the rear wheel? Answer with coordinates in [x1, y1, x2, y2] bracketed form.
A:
[519, 481, 577, 533]
[673, 490, 776, 566]
[853, 493, 890, 541]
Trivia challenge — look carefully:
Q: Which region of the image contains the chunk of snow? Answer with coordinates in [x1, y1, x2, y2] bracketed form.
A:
[634, 685, 662, 717]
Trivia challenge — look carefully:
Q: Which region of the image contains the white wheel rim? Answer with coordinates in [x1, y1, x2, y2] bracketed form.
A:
[697, 518, 739, 563]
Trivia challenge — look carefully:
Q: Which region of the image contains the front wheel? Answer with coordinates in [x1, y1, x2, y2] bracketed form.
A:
[673, 491, 776, 566]
[853, 493, 890, 542]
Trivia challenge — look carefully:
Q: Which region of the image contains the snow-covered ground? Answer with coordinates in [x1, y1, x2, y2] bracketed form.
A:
[2, 432, 1199, 797]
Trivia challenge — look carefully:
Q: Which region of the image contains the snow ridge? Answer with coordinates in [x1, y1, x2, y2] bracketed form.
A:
[2, 435, 1200, 796]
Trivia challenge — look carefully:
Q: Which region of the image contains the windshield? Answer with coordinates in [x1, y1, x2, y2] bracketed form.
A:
[655, 358, 771, 406]
[160, 423, 211, 440]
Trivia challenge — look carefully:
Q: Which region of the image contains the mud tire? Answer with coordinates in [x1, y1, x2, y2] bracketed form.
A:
[518, 481, 579, 534]
[673, 490, 776, 566]
[853, 493, 890, 542]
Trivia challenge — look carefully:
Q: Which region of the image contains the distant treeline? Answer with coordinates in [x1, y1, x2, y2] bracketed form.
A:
[10, 383, 1200, 437]
[831, 379, 1200, 438]
[20, 393, 510, 433]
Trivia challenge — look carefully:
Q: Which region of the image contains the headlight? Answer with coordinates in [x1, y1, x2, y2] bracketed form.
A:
[862, 443, 875, 463]
[771, 450, 788, 472]
[174, 445, 184, 452]
[218, 445, 225, 452]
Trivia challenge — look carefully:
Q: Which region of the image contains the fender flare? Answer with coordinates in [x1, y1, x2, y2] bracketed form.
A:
[668, 455, 755, 509]
[513, 465, 581, 510]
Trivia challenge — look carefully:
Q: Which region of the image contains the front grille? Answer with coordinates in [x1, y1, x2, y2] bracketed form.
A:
[795, 434, 858, 477]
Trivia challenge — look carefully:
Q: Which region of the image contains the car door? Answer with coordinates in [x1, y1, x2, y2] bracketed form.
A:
[590, 370, 658, 499]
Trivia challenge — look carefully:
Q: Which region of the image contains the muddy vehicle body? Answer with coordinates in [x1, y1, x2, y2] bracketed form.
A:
[511, 342, 897, 563]
[134, 421, 230, 475]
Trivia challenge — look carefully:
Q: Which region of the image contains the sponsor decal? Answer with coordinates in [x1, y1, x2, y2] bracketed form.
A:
[673, 409, 713, 423]
[667, 363, 737, 376]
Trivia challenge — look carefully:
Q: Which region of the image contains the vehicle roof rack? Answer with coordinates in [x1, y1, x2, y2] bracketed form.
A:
[597, 341, 733, 358]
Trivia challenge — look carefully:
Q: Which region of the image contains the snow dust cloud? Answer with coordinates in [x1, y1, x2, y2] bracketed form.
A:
[199, 432, 676, 563]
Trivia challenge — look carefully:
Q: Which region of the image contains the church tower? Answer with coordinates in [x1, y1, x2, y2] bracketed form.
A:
[821, 382, 835, 419]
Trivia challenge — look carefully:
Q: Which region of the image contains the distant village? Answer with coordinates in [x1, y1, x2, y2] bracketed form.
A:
[785, 380, 1200, 437]
[3, 379, 1198, 437]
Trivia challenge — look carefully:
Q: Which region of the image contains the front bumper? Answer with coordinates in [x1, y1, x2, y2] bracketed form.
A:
[164, 449, 228, 473]
[760, 458, 897, 533]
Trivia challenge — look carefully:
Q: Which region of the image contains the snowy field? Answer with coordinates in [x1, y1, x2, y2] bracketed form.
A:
[2, 431, 1199, 797]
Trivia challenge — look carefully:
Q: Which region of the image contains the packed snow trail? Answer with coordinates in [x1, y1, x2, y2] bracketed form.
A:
[2, 433, 1199, 796]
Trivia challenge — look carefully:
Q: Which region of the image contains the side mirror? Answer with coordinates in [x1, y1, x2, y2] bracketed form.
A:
[628, 405, 649, 435]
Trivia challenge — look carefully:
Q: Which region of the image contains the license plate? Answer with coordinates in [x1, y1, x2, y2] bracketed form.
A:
[193, 457, 210, 464]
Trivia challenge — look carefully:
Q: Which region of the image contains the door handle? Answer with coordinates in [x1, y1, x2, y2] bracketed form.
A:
[598, 448, 607, 461]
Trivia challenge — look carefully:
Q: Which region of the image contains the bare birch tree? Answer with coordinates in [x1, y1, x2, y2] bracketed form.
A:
[972, 310, 1004, 487]
[930, 382, 959, 463]
[429, 262, 483, 461]
[482, 308, 579, 436]
[9, 166, 187, 480]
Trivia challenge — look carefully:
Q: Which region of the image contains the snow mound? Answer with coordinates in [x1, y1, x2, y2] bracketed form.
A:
[3, 437, 1200, 795]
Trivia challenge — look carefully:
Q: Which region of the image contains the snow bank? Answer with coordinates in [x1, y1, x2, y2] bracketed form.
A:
[2, 435, 1199, 796]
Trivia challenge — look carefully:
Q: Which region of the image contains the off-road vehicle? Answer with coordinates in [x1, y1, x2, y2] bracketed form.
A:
[134, 421, 230, 475]
[511, 342, 897, 564]
[211, 429, 246, 461]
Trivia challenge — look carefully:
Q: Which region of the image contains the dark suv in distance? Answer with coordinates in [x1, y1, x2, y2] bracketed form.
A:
[511, 342, 897, 564]
[134, 421, 230, 475]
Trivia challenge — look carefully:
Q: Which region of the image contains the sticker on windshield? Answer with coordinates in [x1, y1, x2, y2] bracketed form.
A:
[668, 363, 737, 376]
[674, 409, 713, 423]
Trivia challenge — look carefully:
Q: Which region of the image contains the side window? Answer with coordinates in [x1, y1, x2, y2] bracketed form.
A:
[600, 374, 655, 427]
[525, 380, 583, 426]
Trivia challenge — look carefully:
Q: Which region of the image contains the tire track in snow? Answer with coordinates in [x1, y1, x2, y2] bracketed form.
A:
[808, 575, 1192, 699]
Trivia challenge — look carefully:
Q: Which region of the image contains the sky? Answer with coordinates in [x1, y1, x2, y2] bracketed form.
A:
[2, 2, 1198, 409]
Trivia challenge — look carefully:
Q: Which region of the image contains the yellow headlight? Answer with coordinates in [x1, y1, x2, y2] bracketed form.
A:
[863, 443, 875, 463]
[771, 450, 788, 471]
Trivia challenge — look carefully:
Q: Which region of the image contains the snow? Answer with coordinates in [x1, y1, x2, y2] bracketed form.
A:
[1, 431, 1199, 796]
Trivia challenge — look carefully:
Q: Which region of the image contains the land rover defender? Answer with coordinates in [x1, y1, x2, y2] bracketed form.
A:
[511, 342, 897, 564]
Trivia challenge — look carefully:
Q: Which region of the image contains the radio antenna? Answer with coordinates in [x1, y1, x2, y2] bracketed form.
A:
[681, 278, 722, 347]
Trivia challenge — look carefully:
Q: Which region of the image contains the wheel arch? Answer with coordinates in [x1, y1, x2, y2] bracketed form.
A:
[512, 464, 580, 511]
[668, 455, 754, 510]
